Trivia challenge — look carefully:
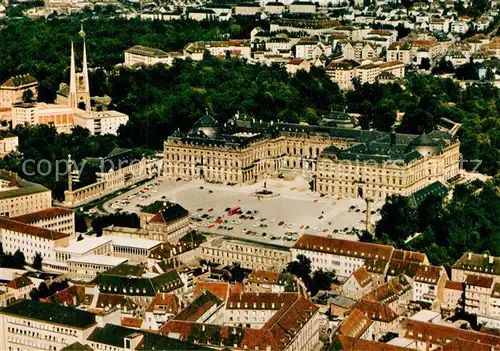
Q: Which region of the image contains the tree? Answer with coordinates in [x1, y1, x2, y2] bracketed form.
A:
[22, 89, 34, 103]
[376, 195, 418, 245]
[309, 269, 336, 296]
[12, 249, 26, 269]
[398, 109, 436, 134]
[286, 254, 312, 285]
[75, 212, 88, 233]
[32, 252, 43, 270]
[419, 58, 431, 70]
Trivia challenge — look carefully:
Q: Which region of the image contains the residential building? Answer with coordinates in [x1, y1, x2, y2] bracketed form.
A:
[73, 110, 129, 136]
[0, 299, 97, 351]
[341, 266, 374, 299]
[0, 74, 38, 108]
[291, 234, 394, 278]
[183, 40, 252, 61]
[289, 1, 316, 13]
[355, 63, 380, 84]
[12, 207, 75, 235]
[187, 8, 216, 21]
[342, 41, 380, 61]
[140, 201, 190, 242]
[93, 265, 184, 307]
[144, 293, 180, 331]
[286, 58, 311, 74]
[200, 237, 291, 272]
[404, 318, 500, 349]
[87, 323, 205, 351]
[264, 37, 291, 53]
[234, 3, 261, 16]
[160, 291, 320, 351]
[124, 45, 177, 67]
[429, 18, 450, 32]
[0, 171, 52, 217]
[244, 270, 299, 293]
[464, 275, 493, 317]
[264, 2, 285, 14]
[452, 252, 500, 283]
[0, 216, 70, 263]
[3, 275, 34, 304]
[0, 131, 17, 157]
[325, 59, 360, 90]
[443, 280, 464, 313]
[387, 260, 448, 310]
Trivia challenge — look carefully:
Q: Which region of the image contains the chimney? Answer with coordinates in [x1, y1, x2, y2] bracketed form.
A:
[468, 252, 472, 260]
[489, 255, 494, 264]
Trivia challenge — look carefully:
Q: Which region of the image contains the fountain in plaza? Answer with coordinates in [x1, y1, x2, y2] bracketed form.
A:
[252, 182, 280, 199]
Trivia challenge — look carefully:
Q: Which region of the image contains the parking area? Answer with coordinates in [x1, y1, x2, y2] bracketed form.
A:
[102, 176, 384, 247]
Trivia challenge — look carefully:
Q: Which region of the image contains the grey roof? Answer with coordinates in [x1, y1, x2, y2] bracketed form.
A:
[409, 181, 448, 207]
[88, 323, 208, 350]
[0, 171, 50, 200]
[1, 300, 96, 329]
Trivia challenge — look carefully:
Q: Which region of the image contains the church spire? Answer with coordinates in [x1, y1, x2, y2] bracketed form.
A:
[79, 24, 90, 112]
[69, 41, 77, 108]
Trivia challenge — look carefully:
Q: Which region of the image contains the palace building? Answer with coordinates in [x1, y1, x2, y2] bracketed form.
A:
[164, 111, 460, 200]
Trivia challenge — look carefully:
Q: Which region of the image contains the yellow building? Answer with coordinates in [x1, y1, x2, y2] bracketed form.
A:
[164, 113, 460, 200]
[0, 170, 52, 217]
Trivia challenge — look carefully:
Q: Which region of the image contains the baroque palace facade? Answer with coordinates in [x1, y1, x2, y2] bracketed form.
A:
[163, 111, 460, 200]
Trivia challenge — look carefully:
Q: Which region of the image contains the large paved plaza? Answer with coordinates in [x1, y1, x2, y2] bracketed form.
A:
[102, 176, 384, 247]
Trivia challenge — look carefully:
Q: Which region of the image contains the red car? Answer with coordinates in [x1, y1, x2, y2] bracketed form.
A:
[208, 208, 214, 212]
[209, 224, 215, 228]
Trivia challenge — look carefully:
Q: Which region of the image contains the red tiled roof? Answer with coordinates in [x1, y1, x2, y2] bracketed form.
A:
[146, 293, 179, 313]
[42, 285, 90, 307]
[173, 291, 221, 322]
[12, 207, 73, 224]
[293, 234, 393, 261]
[6, 276, 33, 289]
[96, 293, 137, 311]
[0, 217, 69, 241]
[247, 270, 280, 285]
[121, 316, 143, 328]
[338, 308, 373, 338]
[193, 281, 229, 302]
[338, 335, 414, 350]
[392, 249, 427, 263]
[227, 292, 298, 310]
[441, 338, 495, 351]
[362, 275, 411, 305]
[352, 299, 398, 323]
[379, 60, 404, 69]
[352, 266, 372, 288]
[161, 293, 318, 351]
[445, 281, 464, 291]
[288, 58, 306, 65]
[405, 319, 500, 347]
[466, 274, 494, 288]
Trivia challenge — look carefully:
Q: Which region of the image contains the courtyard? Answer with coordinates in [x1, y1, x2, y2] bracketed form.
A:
[102, 176, 384, 247]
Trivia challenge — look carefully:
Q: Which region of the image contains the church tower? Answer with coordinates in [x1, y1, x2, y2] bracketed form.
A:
[69, 25, 91, 112]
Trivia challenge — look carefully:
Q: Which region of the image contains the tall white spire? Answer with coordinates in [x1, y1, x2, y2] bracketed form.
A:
[69, 41, 77, 108]
[79, 24, 90, 112]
